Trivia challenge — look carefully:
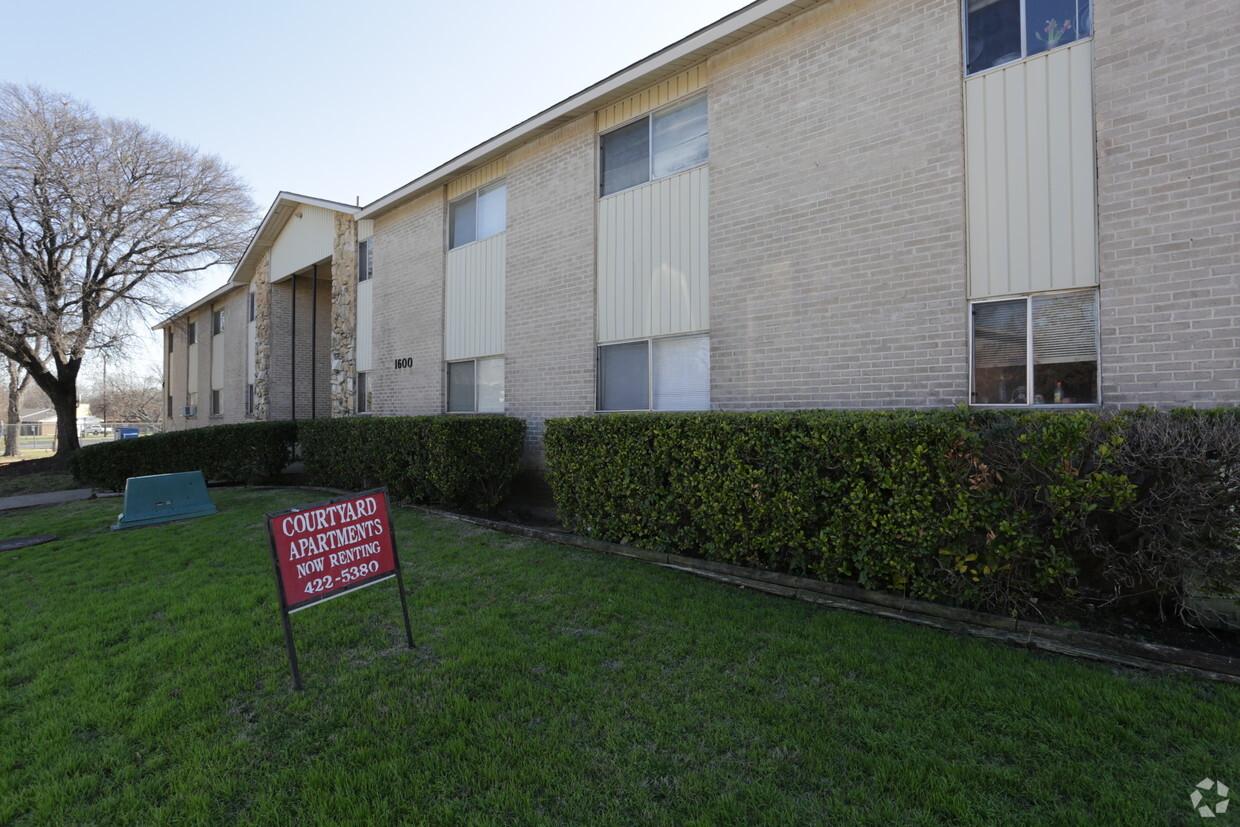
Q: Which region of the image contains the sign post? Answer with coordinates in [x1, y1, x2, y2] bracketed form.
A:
[265, 488, 413, 690]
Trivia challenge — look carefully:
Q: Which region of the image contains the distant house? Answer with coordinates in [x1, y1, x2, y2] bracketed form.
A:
[158, 0, 1240, 486]
[18, 404, 94, 437]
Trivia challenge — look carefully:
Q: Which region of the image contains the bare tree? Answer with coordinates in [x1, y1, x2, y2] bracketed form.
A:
[81, 364, 164, 425]
[0, 83, 256, 457]
[3, 355, 32, 457]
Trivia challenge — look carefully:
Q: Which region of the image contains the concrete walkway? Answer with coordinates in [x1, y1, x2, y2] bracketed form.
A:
[0, 488, 95, 513]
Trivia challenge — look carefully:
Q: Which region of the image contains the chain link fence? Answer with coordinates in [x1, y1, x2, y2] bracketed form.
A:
[0, 422, 161, 458]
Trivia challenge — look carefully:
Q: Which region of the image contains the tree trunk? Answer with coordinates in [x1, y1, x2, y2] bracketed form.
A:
[4, 362, 25, 457]
[50, 379, 82, 457]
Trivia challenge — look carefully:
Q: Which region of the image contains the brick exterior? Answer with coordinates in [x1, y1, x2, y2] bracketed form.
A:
[505, 115, 599, 468]
[266, 274, 332, 421]
[709, 0, 968, 410]
[368, 192, 445, 415]
[1093, 0, 1240, 406]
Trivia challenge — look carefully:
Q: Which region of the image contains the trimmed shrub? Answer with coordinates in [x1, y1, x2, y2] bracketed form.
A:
[546, 408, 1240, 622]
[69, 421, 298, 491]
[298, 415, 525, 510]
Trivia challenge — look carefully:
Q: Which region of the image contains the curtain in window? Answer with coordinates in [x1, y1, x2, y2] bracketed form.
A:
[447, 361, 476, 412]
[972, 300, 1027, 369]
[1032, 291, 1097, 365]
[653, 335, 710, 411]
[598, 341, 649, 410]
[476, 357, 504, 413]
[652, 94, 708, 179]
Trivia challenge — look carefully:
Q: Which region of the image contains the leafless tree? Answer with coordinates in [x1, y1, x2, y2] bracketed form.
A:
[3, 355, 32, 456]
[0, 83, 256, 456]
[81, 365, 164, 426]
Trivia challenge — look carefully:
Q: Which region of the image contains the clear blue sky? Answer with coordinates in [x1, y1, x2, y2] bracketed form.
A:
[1, 0, 748, 375]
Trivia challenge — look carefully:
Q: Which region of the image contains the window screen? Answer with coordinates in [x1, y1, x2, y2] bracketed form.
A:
[600, 119, 651, 197]
[598, 341, 650, 410]
[652, 93, 708, 179]
[449, 193, 477, 249]
[447, 361, 476, 412]
[972, 299, 1028, 404]
[653, 335, 710, 410]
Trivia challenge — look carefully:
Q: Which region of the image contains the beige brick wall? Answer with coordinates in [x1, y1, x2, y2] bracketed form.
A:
[267, 274, 332, 421]
[1094, 0, 1240, 407]
[369, 192, 446, 415]
[505, 115, 599, 468]
[708, 0, 968, 410]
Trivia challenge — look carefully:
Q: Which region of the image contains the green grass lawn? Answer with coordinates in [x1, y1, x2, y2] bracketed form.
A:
[2, 489, 1237, 825]
[0, 471, 79, 498]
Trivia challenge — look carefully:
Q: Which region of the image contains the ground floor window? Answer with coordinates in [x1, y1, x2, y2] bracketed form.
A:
[447, 356, 504, 413]
[245, 384, 255, 416]
[357, 372, 371, 414]
[210, 389, 221, 416]
[167, 395, 174, 418]
[971, 289, 1098, 406]
[597, 333, 710, 412]
[187, 392, 198, 416]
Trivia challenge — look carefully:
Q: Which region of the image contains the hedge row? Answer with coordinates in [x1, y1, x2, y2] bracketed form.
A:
[298, 415, 525, 510]
[545, 409, 1240, 622]
[69, 421, 299, 492]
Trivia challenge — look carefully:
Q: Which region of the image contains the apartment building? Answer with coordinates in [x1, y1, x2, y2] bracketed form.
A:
[161, 0, 1240, 473]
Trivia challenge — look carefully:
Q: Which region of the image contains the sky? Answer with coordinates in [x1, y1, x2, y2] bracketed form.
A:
[1, 0, 750, 377]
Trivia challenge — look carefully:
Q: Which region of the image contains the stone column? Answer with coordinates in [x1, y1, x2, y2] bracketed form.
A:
[330, 214, 358, 417]
[253, 249, 273, 420]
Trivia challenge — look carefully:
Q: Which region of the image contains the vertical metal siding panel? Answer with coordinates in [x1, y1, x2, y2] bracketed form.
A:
[356, 280, 373, 371]
[444, 234, 505, 361]
[187, 343, 199, 392]
[597, 197, 611, 342]
[211, 335, 224, 389]
[641, 184, 654, 338]
[1026, 58, 1053, 290]
[983, 72, 1010, 296]
[965, 77, 989, 298]
[270, 206, 336, 280]
[492, 237, 506, 355]
[1004, 68, 1030, 293]
[1046, 49, 1074, 290]
[1069, 41, 1097, 288]
[698, 171, 709, 330]
[247, 321, 256, 384]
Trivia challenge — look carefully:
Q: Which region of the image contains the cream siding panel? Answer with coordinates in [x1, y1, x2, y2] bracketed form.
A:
[270, 205, 337, 281]
[966, 40, 1097, 299]
[445, 233, 506, 360]
[211, 333, 224, 389]
[356, 219, 374, 243]
[356, 279, 374, 372]
[447, 159, 508, 200]
[597, 166, 709, 343]
[187, 342, 199, 394]
[597, 65, 708, 132]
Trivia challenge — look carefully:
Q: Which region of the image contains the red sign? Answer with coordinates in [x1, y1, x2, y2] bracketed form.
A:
[266, 489, 398, 612]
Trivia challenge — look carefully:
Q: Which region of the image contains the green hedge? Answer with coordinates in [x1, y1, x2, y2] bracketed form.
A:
[69, 421, 298, 492]
[546, 409, 1240, 621]
[298, 415, 525, 510]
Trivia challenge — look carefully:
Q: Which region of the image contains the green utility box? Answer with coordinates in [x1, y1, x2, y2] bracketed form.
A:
[112, 471, 218, 530]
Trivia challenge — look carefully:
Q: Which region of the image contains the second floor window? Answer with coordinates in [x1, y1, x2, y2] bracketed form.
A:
[965, 0, 1092, 76]
[600, 92, 708, 197]
[187, 321, 197, 345]
[449, 181, 506, 249]
[212, 309, 225, 336]
[358, 239, 373, 281]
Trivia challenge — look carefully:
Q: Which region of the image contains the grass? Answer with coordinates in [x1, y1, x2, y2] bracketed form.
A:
[2, 489, 1238, 824]
[0, 471, 79, 497]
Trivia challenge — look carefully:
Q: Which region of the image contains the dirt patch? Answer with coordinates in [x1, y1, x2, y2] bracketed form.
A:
[0, 456, 70, 477]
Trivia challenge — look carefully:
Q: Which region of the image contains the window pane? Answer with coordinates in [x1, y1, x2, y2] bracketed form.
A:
[600, 119, 650, 197]
[972, 299, 1028, 404]
[652, 94, 708, 179]
[653, 335, 710, 411]
[1032, 291, 1098, 404]
[447, 361, 476, 412]
[358, 239, 372, 281]
[476, 183, 506, 240]
[477, 356, 504, 413]
[449, 193, 476, 249]
[1026, 0, 1090, 57]
[966, 0, 1022, 74]
[598, 341, 649, 410]
[356, 372, 369, 414]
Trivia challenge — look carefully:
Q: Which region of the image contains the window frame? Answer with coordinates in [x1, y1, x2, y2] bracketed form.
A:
[596, 333, 711, 413]
[445, 356, 505, 414]
[962, 0, 1093, 77]
[211, 309, 225, 336]
[187, 321, 197, 346]
[448, 180, 507, 251]
[599, 91, 709, 199]
[358, 239, 373, 282]
[209, 389, 221, 416]
[248, 291, 256, 322]
[968, 289, 1101, 408]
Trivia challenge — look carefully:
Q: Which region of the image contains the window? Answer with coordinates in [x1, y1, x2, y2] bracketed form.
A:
[965, 0, 1092, 75]
[358, 239, 373, 282]
[447, 357, 504, 413]
[248, 291, 256, 322]
[245, 384, 254, 416]
[212, 309, 225, 336]
[167, 395, 173, 418]
[449, 181, 506, 249]
[357, 372, 371, 414]
[187, 392, 198, 415]
[209, 389, 221, 416]
[597, 334, 710, 411]
[971, 289, 1098, 406]
[168, 333, 174, 353]
[600, 93, 708, 197]
[187, 321, 197, 345]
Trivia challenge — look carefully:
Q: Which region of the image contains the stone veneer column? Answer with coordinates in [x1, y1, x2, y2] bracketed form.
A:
[330, 214, 358, 417]
[253, 249, 273, 420]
